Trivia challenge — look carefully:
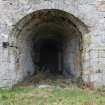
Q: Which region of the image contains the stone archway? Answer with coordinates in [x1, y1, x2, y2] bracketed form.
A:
[9, 9, 88, 85]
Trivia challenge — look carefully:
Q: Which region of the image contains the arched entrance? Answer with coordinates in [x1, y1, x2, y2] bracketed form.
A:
[10, 9, 88, 85]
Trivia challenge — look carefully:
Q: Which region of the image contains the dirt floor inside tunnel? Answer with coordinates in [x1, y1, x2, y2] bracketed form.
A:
[16, 71, 73, 87]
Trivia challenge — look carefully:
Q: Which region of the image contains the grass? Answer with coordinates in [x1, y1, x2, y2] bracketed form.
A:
[0, 86, 105, 105]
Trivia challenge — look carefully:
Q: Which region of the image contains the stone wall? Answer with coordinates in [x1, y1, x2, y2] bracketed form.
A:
[0, 0, 105, 88]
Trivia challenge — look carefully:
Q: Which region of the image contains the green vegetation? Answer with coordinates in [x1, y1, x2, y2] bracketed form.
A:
[0, 86, 105, 105]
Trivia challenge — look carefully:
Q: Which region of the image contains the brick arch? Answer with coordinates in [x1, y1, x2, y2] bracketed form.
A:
[9, 9, 89, 86]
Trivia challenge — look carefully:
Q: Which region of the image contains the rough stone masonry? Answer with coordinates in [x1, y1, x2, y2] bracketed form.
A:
[0, 0, 105, 88]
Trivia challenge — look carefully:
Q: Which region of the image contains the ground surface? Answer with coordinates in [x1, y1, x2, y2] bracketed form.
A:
[0, 86, 105, 105]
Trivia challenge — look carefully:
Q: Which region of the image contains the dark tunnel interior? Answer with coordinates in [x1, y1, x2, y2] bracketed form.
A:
[33, 39, 64, 75]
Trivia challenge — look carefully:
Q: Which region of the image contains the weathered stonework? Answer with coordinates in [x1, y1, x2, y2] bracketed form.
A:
[0, 0, 105, 88]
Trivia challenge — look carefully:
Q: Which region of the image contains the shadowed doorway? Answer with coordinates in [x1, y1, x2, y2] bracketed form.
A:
[11, 9, 88, 85]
